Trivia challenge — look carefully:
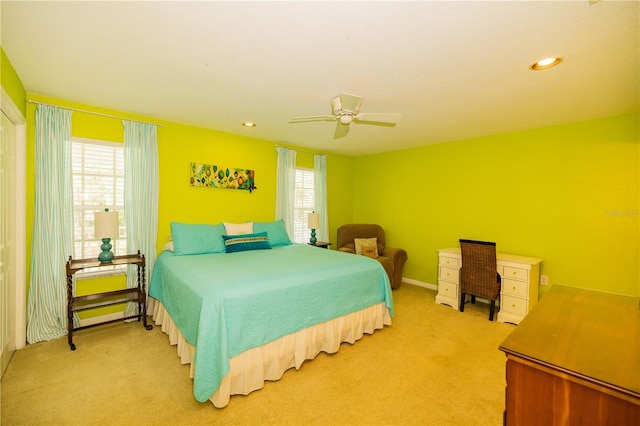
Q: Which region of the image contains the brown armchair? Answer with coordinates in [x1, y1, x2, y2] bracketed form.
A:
[337, 224, 408, 289]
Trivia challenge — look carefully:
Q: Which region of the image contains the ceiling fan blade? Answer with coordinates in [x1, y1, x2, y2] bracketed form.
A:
[355, 113, 402, 124]
[339, 94, 362, 114]
[334, 122, 350, 139]
[290, 115, 337, 123]
[331, 96, 342, 114]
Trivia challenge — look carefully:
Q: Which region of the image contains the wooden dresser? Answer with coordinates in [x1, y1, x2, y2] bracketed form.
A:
[499, 285, 640, 425]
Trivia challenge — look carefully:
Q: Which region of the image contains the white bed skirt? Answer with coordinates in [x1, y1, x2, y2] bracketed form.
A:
[148, 297, 392, 408]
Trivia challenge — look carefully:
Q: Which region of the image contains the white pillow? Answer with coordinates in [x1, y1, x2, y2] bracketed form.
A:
[163, 241, 174, 251]
[224, 222, 253, 235]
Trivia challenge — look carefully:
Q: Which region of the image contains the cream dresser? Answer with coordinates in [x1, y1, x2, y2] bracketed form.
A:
[435, 248, 543, 325]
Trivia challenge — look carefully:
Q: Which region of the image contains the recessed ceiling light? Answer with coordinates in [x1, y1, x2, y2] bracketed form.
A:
[530, 57, 563, 71]
[242, 122, 257, 127]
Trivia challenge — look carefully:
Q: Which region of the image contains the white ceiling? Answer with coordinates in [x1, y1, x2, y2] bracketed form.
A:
[2, 0, 638, 156]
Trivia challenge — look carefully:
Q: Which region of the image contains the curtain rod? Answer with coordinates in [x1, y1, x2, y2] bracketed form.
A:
[27, 100, 164, 127]
[275, 144, 326, 156]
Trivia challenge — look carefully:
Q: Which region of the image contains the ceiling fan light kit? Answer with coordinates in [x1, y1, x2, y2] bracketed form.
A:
[339, 115, 353, 125]
[290, 93, 402, 139]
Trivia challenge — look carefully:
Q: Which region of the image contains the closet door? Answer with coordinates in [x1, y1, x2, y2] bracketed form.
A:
[1, 109, 17, 377]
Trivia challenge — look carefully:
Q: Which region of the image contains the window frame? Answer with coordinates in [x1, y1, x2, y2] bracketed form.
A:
[292, 167, 315, 244]
[71, 137, 127, 278]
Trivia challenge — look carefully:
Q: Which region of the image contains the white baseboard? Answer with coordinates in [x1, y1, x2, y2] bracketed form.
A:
[402, 278, 437, 291]
[401, 278, 497, 305]
[78, 311, 125, 327]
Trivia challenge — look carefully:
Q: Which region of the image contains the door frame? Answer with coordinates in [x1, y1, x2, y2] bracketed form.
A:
[1, 87, 26, 350]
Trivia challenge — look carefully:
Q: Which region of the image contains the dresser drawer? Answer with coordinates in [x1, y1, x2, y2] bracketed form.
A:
[502, 278, 529, 298]
[439, 256, 459, 269]
[437, 280, 458, 299]
[503, 266, 529, 282]
[501, 295, 528, 316]
[439, 266, 459, 284]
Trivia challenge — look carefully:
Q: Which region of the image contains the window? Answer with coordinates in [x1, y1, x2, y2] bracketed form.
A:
[293, 168, 315, 243]
[72, 138, 126, 274]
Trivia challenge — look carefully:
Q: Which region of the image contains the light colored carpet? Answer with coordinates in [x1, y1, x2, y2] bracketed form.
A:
[1, 284, 515, 425]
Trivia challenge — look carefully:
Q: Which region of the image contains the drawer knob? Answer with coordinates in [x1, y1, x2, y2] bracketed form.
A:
[512, 286, 516, 290]
[513, 271, 517, 275]
[512, 304, 516, 308]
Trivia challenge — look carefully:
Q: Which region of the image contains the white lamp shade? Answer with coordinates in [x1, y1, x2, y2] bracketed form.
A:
[95, 210, 119, 239]
[307, 212, 320, 229]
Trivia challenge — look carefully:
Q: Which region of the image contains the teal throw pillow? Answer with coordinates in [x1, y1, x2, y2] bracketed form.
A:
[170, 222, 226, 255]
[252, 219, 292, 246]
[223, 232, 272, 253]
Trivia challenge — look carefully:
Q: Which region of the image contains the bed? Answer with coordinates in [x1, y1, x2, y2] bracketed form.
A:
[147, 221, 394, 408]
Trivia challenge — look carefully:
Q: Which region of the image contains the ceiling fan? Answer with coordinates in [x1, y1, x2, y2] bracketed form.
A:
[290, 93, 402, 139]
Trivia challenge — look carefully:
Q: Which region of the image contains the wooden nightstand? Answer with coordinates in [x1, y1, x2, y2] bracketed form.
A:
[308, 241, 332, 249]
[65, 251, 152, 350]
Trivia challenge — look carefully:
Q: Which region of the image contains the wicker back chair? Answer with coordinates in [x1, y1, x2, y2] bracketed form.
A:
[459, 239, 501, 321]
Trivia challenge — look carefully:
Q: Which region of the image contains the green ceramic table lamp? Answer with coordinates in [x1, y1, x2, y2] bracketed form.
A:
[94, 208, 119, 263]
[307, 212, 320, 244]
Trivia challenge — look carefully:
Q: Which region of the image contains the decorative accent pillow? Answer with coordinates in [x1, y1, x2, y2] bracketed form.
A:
[223, 232, 271, 253]
[252, 219, 292, 246]
[170, 222, 226, 255]
[354, 238, 378, 258]
[163, 235, 174, 251]
[224, 222, 253, 235]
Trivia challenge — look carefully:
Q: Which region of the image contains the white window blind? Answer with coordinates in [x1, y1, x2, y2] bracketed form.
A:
[293, 168, 315, 243]
[72, 138, 126, 272]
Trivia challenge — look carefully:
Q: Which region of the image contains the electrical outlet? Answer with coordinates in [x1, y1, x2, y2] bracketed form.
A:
[540, 275, 549, 285]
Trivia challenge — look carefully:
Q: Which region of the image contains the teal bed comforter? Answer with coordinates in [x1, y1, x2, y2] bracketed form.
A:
[149, 243, 394, 402]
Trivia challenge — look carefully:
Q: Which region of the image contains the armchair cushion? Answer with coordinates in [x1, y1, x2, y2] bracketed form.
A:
[338, 246, 356, 254]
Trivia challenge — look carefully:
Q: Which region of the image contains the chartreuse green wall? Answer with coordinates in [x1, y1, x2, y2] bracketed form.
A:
[353, 113, 639, 297]
[25, 94, 355, 319]
[20, 90, 639, 322]
[1, 47, 27, 116]
[155, 122, 355, 251]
